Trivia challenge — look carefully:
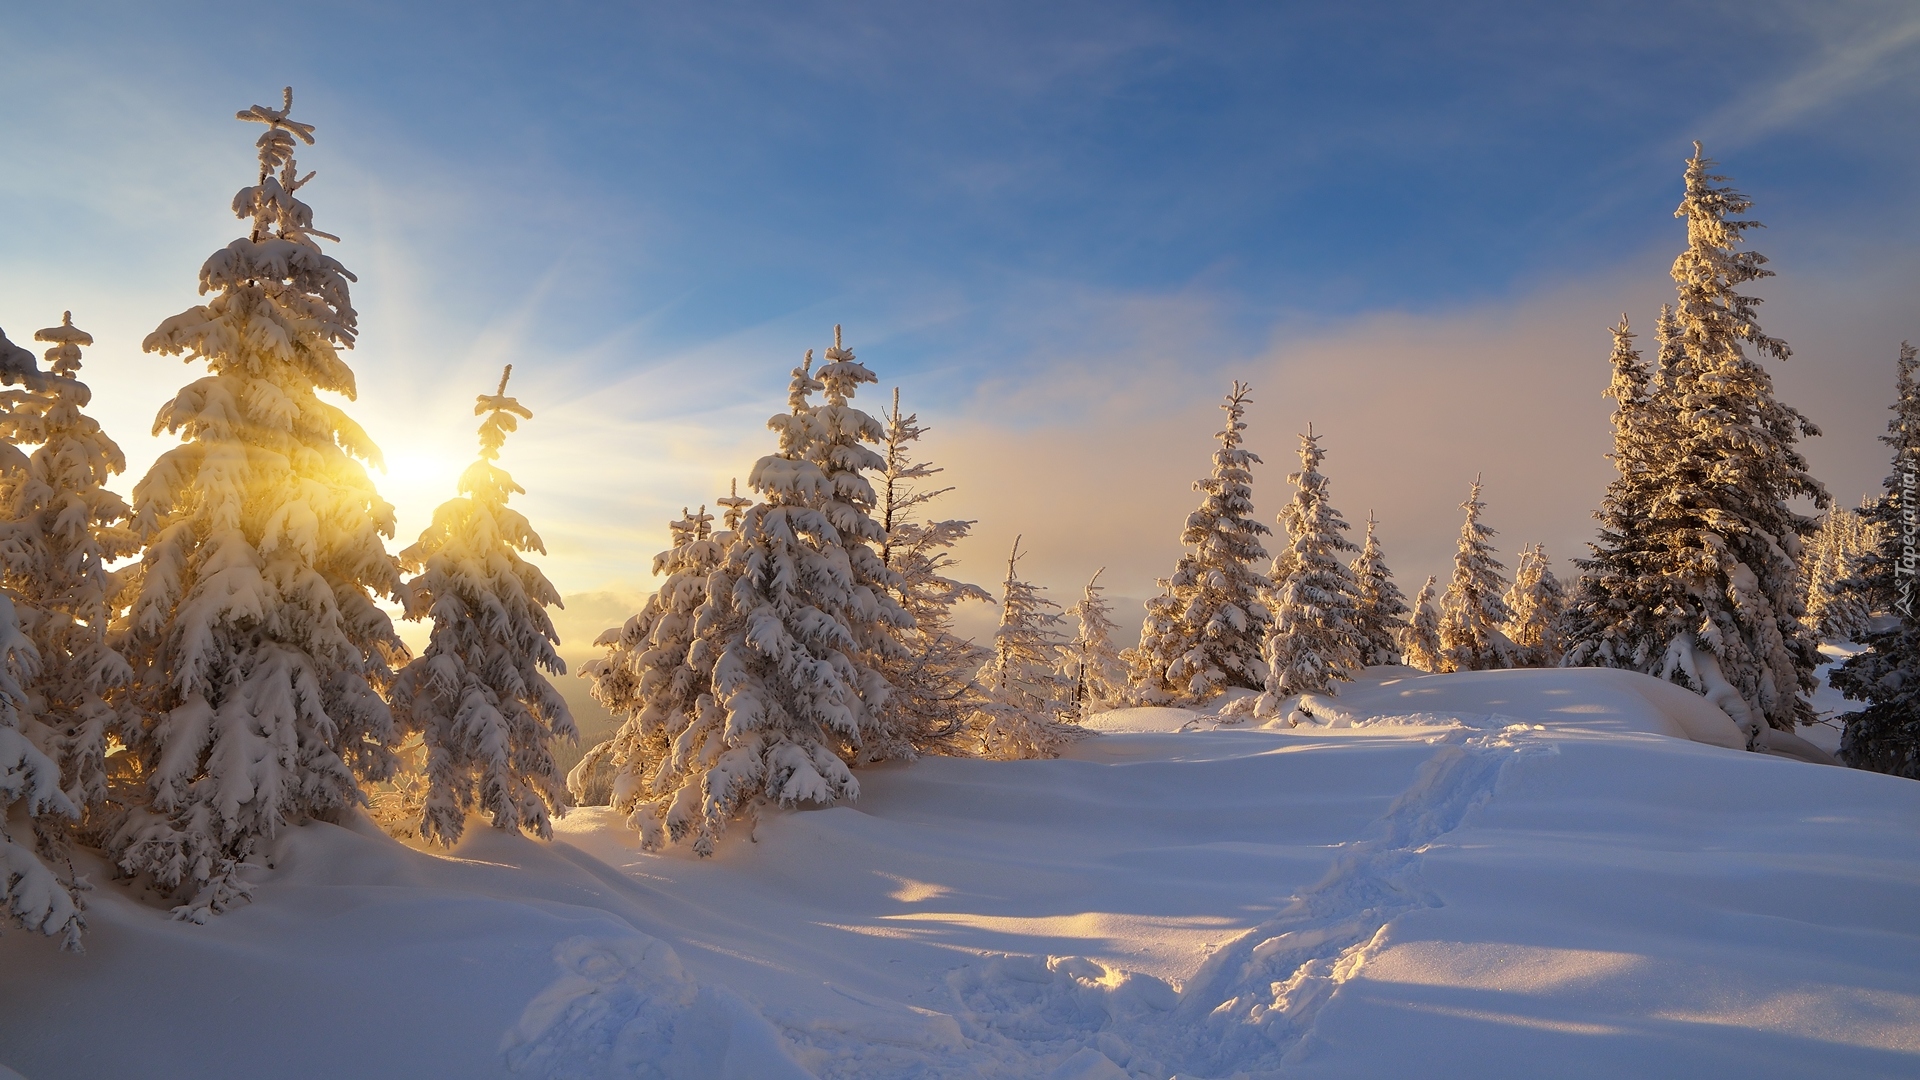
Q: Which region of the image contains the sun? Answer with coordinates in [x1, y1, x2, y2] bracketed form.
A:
[372, 435, 472, 541]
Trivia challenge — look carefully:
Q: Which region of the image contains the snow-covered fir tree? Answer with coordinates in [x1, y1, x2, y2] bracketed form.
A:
[1126, 382, 1271, 704]
[1404, 575, 1443, 673]
[1349, 512, 1408, 667]
[1504, 543, 1567, 667]
[873, 388, 992, 756]
[1438, 477, 1520, 672]
[1832, 342, 1920, 776]
[387, 367, 575, 846]
[1258, 428, 1363, 711]
[0, 314, 136, 839]
[1801, 505, 1875, 643]
[1060, 567, 1128, 720]
[972, 536, 1073, 759]
[0, 327, 85, 950]
[568, 500, 732, 845]
[1562, 314, 1694, 673]
[111, 90, 407, 919]
[1568, 146, 1826, 746]
[664, 329, 915, 855]
[0, 592, 83, 949]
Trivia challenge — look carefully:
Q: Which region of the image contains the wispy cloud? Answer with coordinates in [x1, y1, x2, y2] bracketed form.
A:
[1699, 6, 1920, 149]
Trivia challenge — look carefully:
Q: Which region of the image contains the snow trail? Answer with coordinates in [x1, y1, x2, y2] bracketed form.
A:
[945, 714, 1555, 1078]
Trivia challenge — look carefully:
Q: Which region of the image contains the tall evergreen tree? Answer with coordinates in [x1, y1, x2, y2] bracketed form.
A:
[1570, 145, 1825, 745]
[387, 368, 575, 846]
[1404, 575, 1443, 673]
[1801, 505, 1875, 643]
[0, 328, 84, 950]
[569, 498, 733, 847]
[1126, 382, 1271, 703]
[0, 314, 137, 835]
[1832, 343, 1920, 776]
[669, 329, 914, 854]
[1349, 513, 1408, 667]
[112, 90, 407, 919]
[1504, 543, 1567, 667]
[0, 593, 83, 949]
[973, 536, 1072, 759]
[1563, 315, 1695, 671]
[873, 388, 991, 757]
[1258, 428, 1363, 711]
[1438, 477, 1520, 672]
[1060, 568, 1128, 719]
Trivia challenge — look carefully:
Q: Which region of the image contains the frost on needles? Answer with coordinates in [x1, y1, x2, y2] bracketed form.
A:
[1127, 381, 1272, 705]
[387, 366, 576, 847]
[571, 499, 737, 847]
[111, 90, 408, 920]
[1831, 342, 1920, 776]
[578, 329, 918, 855]
[1257, 426, 1363, 712]
[1564, 144, 1826, 746]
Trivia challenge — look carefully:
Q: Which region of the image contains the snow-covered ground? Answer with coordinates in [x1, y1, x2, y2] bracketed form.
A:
[1804, 642, 1867, 757]
[5, 667, 1918, 1079]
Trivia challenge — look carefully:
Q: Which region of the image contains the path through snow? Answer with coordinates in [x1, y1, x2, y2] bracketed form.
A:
[939, 714, 1555, 1079]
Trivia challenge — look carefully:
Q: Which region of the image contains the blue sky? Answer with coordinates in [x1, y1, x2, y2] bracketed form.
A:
[3, 1, 1917, 648]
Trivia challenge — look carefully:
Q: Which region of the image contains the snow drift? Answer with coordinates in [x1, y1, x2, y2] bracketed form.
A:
[3, 667, 1917, 1079]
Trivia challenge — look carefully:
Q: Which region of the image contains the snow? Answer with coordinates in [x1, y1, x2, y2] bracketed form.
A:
[5, 666, 1919, 1078]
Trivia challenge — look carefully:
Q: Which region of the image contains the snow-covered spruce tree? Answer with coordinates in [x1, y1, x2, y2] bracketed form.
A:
[1832, 342, 1920, 776]
[1577, 146, 1826, 744]
[1349, 512, 1408, 667]
[667, 329, 915, 855]
[0, 315, 137, 839]
[1404, 575, 1443, 673]
[873, 388, 992, 756]
[1504, 543, 1567, 667]
[972, 536, 1073, 759]
[1257, 428, 1363, 712]
[1563, 314, 1696, 672]
[1437, 477, 1520, 672]
[1126, 382, 1272, 704]
[568, 502, 730, 842]
[0, 328, 85, 950]
[0, 592, 84, 949]
[1060, 567, 1128, 720]
[111, 90, 408, 919]
[1801, 506, 1874, 642]
[387, 367, 576, 846]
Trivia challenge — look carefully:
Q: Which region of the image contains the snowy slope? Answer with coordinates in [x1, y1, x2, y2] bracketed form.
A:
[3, 668, 1917, 1079]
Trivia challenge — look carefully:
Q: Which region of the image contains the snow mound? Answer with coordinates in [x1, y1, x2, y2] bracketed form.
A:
[1079, 706, 1197, 733]
[503, 935, 808, 1079]
[1295, 666, 1747, 748]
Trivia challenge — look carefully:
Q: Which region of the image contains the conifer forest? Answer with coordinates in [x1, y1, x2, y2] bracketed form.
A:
[4, 6, 1919, 1078]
